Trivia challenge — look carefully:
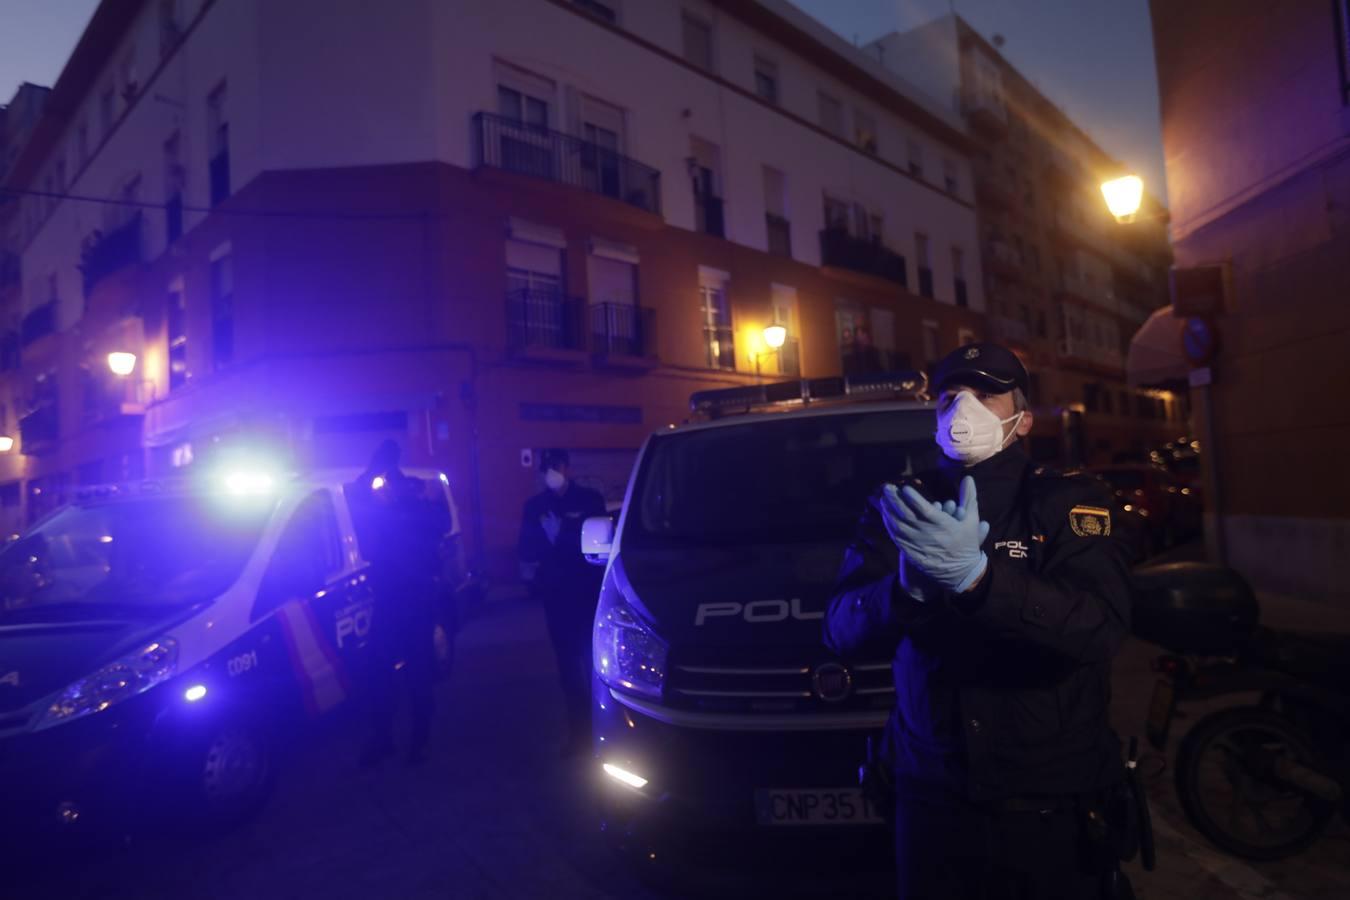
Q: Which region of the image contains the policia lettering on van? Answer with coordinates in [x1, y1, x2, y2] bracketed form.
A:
[0, 465, 461, 846]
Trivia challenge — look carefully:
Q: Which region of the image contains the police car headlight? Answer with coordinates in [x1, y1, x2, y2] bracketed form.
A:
[35, 639, 179, 731]
[593, 589, 667, 700]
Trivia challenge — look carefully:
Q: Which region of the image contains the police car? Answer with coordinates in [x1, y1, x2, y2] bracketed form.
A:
[582, 371, 936, 871]
[0, 463, 462, 846]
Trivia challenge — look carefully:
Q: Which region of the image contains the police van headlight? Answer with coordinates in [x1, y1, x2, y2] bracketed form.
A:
[593, 588, 667, 700]
[34, 639, 179, 731]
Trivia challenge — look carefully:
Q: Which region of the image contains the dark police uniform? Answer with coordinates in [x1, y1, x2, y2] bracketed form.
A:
[825, 346, 1134, 899]
[518, 476, 606, 747]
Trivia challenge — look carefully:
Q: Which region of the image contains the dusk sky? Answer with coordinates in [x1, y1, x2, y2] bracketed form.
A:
[0, 0, 1166, 198]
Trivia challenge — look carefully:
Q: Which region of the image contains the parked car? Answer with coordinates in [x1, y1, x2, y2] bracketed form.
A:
[1088, 464, 1201, 553]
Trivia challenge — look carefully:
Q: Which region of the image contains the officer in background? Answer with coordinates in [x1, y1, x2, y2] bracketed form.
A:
[349, 440, 448, 767]
[518, 449, 606, 756]
[825, 344, 1136, 898]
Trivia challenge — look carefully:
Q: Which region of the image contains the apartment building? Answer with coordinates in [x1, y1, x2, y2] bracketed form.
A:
[1151, 0, 1350, 603]
[870, 15, 1181, 466]
[0, 0, 985, 573]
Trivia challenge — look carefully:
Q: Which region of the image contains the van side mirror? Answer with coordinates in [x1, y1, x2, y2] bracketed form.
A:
[581, 515, 615, 566]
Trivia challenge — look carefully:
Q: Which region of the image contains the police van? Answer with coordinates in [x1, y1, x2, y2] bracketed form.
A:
[583, 371, 936, 870]
[0, 464, 462, 846]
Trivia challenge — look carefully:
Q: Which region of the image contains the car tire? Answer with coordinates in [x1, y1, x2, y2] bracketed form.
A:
[179, 718, 276, 830]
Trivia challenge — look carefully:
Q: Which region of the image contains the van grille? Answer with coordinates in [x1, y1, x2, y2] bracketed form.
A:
[667, 650, 893, 715]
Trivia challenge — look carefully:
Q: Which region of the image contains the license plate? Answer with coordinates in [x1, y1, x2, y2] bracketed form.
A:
[754, 788, 885, 826]
[1146, 678, 1175, 749]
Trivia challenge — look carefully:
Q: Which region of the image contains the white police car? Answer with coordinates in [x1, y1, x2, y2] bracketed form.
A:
[0, 464, 462, 847]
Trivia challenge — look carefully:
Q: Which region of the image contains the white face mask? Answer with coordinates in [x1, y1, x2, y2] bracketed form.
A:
[936, 391, 1024, 466]
[544, 469, 567, 491]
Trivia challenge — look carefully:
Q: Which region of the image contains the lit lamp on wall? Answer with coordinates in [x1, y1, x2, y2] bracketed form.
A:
[107, 352, 138, 376]
[0, 436, 13, 453]
[754, 324, 788, 381]
[1101, 175, 1144, 224]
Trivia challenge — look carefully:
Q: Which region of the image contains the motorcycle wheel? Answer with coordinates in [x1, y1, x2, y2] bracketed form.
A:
[1175, 706, 1336, 860]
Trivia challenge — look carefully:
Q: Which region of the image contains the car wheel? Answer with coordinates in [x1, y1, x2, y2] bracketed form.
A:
[188, 720, 275, 828]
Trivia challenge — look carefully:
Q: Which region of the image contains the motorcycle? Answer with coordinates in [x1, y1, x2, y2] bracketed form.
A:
[1132, 562, 1350, 860]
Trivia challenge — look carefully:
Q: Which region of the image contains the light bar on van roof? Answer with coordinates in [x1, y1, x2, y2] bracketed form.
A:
[689, 370, 928, 417]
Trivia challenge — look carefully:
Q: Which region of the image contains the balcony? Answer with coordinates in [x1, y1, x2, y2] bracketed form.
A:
[473, 112, 661, 215]
[695, 192, 725, 238]
[590, 303, 657, 363]
[506, 288, 586, 357]
[766, 213, 792, 258]
[703, 325, 735, 370]
[19, 404, 59, 456]
[963, 83, 1008, 139]
[819, 227, 908, 287]
[81, 212, 143, 296]
[20, 301, 57, 347]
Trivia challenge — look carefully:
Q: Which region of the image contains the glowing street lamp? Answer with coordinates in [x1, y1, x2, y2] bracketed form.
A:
[107, 352, 138, 376]
[0, 436, 13, 453]
[762, 324, 787, 350]
[1101, 175, 1144, 223]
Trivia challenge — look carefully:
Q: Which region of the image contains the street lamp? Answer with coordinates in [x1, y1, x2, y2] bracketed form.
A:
[754, 324, 789, 381]
[0, 436, 13, 453]
[107, 351, 137, 376]
[1101, 175, 1144, 223]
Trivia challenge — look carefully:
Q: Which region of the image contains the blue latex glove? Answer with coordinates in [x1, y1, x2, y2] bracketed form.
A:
[882, 476, 991, 593]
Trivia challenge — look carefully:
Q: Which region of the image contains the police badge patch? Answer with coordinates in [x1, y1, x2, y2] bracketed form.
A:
[1068, 505, 1112, 537]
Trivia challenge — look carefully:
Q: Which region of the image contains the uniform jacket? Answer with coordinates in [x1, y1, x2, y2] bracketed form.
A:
[517, 483, 607, 595]
[824, 445, 1132, 802]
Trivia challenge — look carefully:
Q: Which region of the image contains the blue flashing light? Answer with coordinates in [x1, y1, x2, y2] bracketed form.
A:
[224, 471, 276, 496]
[371, 476, 386, 490]
[438, 472, 449, 486]
[184, 684, 208, 702]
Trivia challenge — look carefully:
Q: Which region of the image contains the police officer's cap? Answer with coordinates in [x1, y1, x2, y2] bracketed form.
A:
[930, 342, 1030, 397]
[539, 448, 570, 472]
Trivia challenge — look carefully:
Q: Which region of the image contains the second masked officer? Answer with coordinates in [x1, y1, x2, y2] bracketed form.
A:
[824, 343, 1135, 899]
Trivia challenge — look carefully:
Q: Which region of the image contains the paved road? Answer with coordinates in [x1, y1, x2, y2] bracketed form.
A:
[13, 588, 1350, 899]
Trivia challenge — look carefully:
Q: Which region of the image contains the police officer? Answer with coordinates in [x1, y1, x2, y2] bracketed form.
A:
[518, 449, 606, 756]
[825, 344, 1135, 899]
[350, 440, 448, 767]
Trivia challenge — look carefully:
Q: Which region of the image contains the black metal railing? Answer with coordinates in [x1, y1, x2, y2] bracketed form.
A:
[955, 278, 969, 308]
[841, 345, 910, 377]
[20, 301, 57, 347]
[19, 404, 59, 455]
[819, 227, 907, 287]
[210, 149, 231, 206]
[777, 336, 801, 376]
[506, 288, 585, 353]
[474, 112, 661, 215]
[81, 212, 143, 296]
[166, 191, 183, 244]
[918, 266, 934, 299]
[591, 303, 656, 358]
[695, 192, 724, 237]
[766, 213, 791, 258]
[703, 325, 735, 370]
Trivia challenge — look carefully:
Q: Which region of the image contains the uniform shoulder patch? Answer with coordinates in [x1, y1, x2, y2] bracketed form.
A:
[1068, 505, 1112, 537]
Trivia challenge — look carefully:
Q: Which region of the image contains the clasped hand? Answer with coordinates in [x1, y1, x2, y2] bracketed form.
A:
[881, 476, 990, 594]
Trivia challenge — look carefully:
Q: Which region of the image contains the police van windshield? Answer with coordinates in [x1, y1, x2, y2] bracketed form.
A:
[0, 496, 274, 620]
[627, 408, 940, 548]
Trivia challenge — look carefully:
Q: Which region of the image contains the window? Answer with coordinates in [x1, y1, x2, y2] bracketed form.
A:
[771, 283, 799, 375]
[754, 55, 779, 104]
[254, 491, 343, 621]
[588, 254, 637, 306]
[853, 108, 877, 153]
[506, 239, 564, 296]
[818, 91, 845, 137]
[100, 87, 115, 138]
[943, 158, 958, 194]
[682, 12, 714, 72]
[699, 268, 733, 369]
[690, 137, 723, 237]
[210, 249, 233, 369]
[579, 94, 625, 198]
[164, 131, 183, 243]
[207, 83, 229, 206]
[952, 247, 968, 308]
[922, 320, 940, 367]
[121, 48, 138, 101]
[907, 138, 924, 177]
[497, 85, 550, 130]
[167, 284, 187, 391]
[823, 195, 851, 232]
[763, 166, 790, 258]
[914, 233, 933, 298]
